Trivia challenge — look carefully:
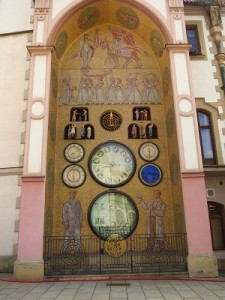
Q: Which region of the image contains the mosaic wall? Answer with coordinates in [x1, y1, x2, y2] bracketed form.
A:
[45, 2, 186, 241]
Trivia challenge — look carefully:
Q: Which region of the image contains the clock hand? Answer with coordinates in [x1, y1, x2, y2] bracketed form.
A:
[100, 164, 114, 168]
[71, 152, 79, 156]
[110, 166, 114, 177]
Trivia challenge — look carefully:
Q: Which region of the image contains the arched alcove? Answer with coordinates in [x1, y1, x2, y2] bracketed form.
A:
[45, 0, 185, 244]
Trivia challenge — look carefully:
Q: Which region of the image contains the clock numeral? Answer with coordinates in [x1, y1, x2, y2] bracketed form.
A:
[93, 166, 100, 172]
[97, 173, 104, 179]
[93, 157, 100, 164]
[105, 177, 112, 184]
[104, 147, 111, 153]
[97, 150, 104, 157]
[113, 177, 121, 183]
[113, 146, 119, 152]
[121, 172, 128, 179]
[124, 156, 131, 163]
[120, 150, 126, 157]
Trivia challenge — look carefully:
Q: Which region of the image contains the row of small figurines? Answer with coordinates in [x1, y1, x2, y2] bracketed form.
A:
[66, 123, 94, 139]
[65, 122, 157, 140]
[129, 122, 156, 139]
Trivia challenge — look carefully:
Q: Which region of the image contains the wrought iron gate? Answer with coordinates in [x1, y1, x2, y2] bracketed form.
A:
[44, 234, 187, 276]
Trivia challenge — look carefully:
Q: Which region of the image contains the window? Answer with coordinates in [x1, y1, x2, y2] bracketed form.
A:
[197, 110, 216, 165]
[186, 25, 202, 56]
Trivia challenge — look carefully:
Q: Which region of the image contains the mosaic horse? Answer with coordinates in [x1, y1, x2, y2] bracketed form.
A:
[100, 38, 146, 69]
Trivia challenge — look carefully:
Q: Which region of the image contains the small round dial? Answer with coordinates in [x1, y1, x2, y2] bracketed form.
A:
[139, 142, 159, 162]
[64, 143, 84, 163]
[139, 163, 162, 186]
[89, 141, 136, 187]
[62, 164, 86, 188]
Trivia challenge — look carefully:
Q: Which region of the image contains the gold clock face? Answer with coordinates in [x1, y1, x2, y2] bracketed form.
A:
[100, 110, 122, 131]
[64, 143, 84, 163]
[62, 164, 86, 188]
[89, 141, 136, 187]
[139, 142, 159, 162]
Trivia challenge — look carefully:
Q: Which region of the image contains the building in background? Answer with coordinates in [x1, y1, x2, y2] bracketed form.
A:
[0, 0, 224, 280]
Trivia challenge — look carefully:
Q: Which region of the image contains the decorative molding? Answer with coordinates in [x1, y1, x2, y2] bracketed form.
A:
[16, 197, 21, 209]
[34, 0, 50, 14]
[37, 15, 46, 21]
[0, 167, 23, 176]
[21, 176, 45, 182]
[181, 172, 206, 177]
[170, 8, 184, 19]
[19, 155, 24, 167]
[14, 220, 20, 232]
[165, 43, 192, 50]
[169, 0, 184, 6]
[26, 45, 55, 55]
[21, 132, 26, 144]
[184, 0, 225, 7]
[0, 30, 32, 38]
[215, 52, 225, 67]
[169, 0, 184, 16]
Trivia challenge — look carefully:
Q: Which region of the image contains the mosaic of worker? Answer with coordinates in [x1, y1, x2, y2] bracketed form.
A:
[138, 190, 166, 240]
[62, 190, 83, 242]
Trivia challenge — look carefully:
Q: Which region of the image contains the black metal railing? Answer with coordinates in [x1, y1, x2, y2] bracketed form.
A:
[44, 233, 187, 276]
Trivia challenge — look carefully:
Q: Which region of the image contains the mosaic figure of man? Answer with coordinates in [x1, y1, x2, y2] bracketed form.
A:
[138, 190, 166, 240]
[62, 190, 83, 242]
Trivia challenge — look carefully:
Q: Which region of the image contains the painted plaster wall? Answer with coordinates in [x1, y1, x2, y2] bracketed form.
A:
[145, 0, 167, 19]
[0, 23, 30, 257]
[52, 0, 74, 19]
[205, 176, 225, 206]
[0, 176, 20, 255]
[0, 34, 28, 168]
[185, 15, 220, 102]
[0, 0, 32, 34]
[51, 0, 168, 21]
[0, 35, 28, 259]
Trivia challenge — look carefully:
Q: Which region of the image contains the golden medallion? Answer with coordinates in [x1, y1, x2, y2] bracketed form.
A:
[104, 234, 127, 257]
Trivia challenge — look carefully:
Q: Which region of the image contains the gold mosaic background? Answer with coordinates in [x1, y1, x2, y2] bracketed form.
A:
[45, 1, 185, 237]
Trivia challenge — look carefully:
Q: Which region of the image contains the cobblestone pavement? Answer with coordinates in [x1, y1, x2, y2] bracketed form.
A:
[1, 275, 225, 300]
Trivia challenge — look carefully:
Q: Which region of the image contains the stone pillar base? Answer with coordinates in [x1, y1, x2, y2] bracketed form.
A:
[14, 260, 44, 280]
[187, 254, 218, 278]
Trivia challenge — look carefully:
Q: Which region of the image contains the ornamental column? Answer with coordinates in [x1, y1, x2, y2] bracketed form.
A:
[14, 0, 54, 280]
[167, 0, 218, 277]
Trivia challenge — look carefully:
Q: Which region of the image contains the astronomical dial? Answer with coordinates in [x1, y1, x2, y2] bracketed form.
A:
[100, 110, 122, 131]
[139, 142, 159, 162]
[64, 143, 84, 163]
[62, 164, 86, 188]
[89, 141, 136, 187]
[139, 163, 162, 186]
[88, 190, 138, 240]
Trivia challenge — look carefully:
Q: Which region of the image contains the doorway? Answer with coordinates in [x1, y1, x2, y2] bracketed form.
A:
[208, 202, 225, 250]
